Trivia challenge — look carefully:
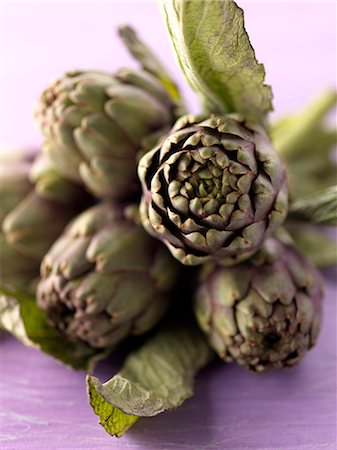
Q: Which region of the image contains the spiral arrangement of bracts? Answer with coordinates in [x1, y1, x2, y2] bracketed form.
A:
[139, 114, 288, 265]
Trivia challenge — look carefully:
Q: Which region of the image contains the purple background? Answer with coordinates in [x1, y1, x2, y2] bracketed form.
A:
[0, 2, 336, 449]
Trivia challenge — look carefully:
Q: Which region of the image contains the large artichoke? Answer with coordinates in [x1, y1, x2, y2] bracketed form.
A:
[139, 114, 288, 266]
[37, 203, 180, 349]
[194, 239, 324, 372]
[34, 67, 177, 199]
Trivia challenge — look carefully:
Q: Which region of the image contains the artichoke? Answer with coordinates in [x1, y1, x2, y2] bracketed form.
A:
[34, 67, 177, 199]
[194, 239, 324, 372]
[139, 114, 288, 266]
[3, 153, 91, 261]
[37, 203, 180, 349]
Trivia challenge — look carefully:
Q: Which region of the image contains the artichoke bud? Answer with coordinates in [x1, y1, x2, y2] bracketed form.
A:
[37, 203, 181, 349]
[138, 114, 289, 266]
[194, 239, 324, 372]
[35, 68, 177, 200]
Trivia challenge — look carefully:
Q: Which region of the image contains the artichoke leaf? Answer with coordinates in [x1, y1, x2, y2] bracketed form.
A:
[87, 321, 213, 437]
[280, 224, 337, 268]
[271, 90, 337, 200]
[161, 0, 272, 125]
[271, 90, 337, 158]
[288, 186, 337, 226]
[118, 25, 184, 110]
[0, 287, 109, 372]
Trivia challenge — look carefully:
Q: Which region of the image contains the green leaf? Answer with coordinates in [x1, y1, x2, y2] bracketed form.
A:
[289, 186, 337, 226]
[87, 322, 213, 437]
[0, 287, 109, 371]
[281, 224, 337, 268]
[271, 91, 337, 199]
[118, 25, 185, 113]
[272, 90, 337, 158]
[282, 141, 337, 200]
[161, 0, 272, 125]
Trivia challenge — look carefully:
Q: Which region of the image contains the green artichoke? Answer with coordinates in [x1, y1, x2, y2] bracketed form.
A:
[139, 114, 288, 266]
[37, 203, 180, 349]
[3, 153, 90, 261]
[194, 239, 323, 372]
[34, 67, 177, 199]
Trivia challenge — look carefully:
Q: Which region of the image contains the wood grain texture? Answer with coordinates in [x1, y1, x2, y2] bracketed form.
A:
[0, 277, 336, 450]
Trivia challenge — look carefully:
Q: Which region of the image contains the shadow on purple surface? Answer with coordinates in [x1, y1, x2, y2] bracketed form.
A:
[121, 359, 221, 446]
[92, 334, 218, 443]
[93, 349, 334, 449]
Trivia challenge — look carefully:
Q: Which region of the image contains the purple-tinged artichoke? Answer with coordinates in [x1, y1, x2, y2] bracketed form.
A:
[194, 239, 324, 372]
[139, 114, 288, 266]
[37, 203, 180, 349]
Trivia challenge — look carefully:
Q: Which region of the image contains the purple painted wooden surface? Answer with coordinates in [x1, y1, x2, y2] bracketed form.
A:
[0, 2, 336, 449]
[0, 277, 336, 449]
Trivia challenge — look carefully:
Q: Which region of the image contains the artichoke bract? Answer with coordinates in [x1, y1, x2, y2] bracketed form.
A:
[34, 68, 177, 200]
[37, 203, 180, 349]
[0, 152, 35, 224]
[3, 154, 91, 261]
[194, 239, 324, 372]
[138, 114, 288, 266]
[0, 152, 38, 286]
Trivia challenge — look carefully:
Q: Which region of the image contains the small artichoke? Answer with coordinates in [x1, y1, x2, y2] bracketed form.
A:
[139, 114, 288, 266]
[194, 239, 324, 372]
[37, 203, 180, 349]
[35, 68, 177, 199]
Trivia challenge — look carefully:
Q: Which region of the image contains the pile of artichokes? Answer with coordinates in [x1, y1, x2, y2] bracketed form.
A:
[1, 2, 336, 439]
